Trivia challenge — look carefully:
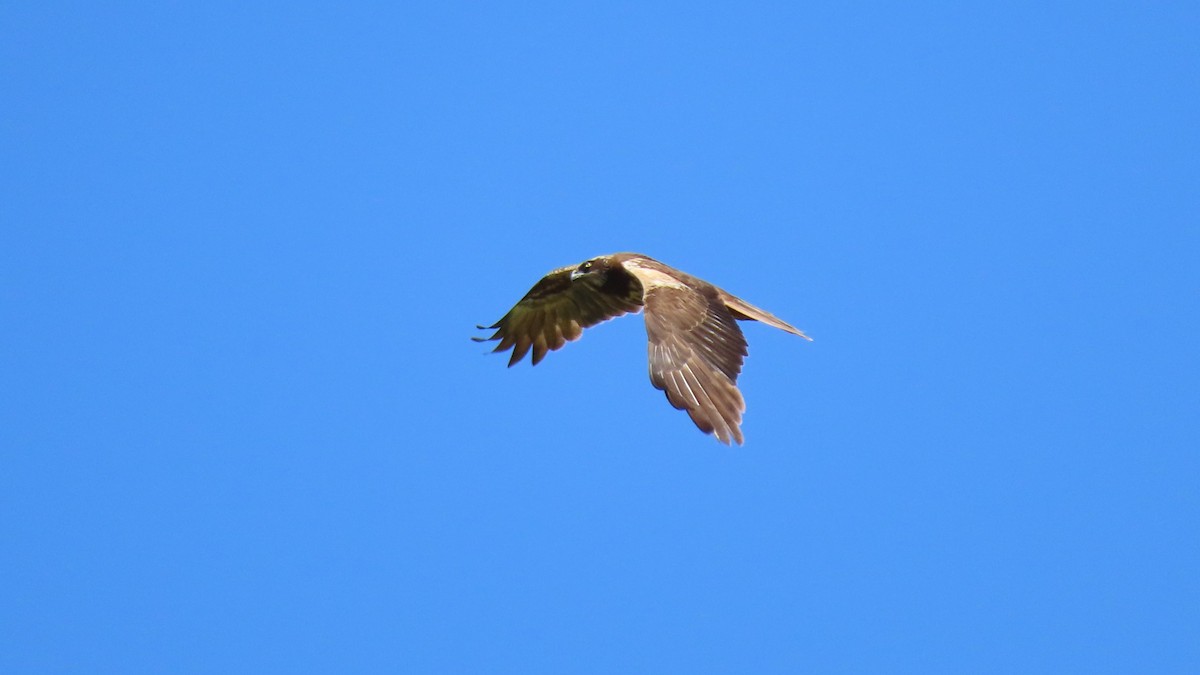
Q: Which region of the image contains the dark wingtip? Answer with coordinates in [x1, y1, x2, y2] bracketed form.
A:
[472, 323, 502, 342]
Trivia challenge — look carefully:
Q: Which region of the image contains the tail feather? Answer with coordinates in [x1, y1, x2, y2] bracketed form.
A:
[720, 292, 812, 340]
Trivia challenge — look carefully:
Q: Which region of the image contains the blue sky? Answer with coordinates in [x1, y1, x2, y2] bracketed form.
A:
[2, 2, 1197, 673]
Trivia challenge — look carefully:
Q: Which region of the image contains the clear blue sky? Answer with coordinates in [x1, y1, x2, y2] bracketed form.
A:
[3, 2, 1197, 673]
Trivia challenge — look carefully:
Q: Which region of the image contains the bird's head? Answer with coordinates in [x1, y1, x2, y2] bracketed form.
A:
[570, 257, 610, 282]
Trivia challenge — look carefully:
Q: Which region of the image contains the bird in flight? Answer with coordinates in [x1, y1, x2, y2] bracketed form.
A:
[473, 253, 811, 445]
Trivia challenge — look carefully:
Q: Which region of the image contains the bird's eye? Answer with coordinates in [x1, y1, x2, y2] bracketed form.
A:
[582, 261, 593, 270]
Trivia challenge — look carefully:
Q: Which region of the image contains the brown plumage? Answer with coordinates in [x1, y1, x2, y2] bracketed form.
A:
[473, 253, 811, 445]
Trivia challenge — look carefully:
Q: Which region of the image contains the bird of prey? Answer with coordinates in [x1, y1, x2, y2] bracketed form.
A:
[473, 253, 811, 444]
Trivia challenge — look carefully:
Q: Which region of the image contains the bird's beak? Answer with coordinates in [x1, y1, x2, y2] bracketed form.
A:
[570, 269, 584, 281]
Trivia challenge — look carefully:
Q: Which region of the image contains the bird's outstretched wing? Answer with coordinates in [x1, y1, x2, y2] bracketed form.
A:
[473, 265, 644, 366]
[643, 285, 749, 445]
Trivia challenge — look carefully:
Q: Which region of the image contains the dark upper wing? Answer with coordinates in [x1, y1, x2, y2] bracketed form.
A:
[643, 285, 749, 445]
[473, 265, 644, 366]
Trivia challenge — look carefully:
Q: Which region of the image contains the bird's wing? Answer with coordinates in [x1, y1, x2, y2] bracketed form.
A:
[473, 265, 644, 366]
[642, 284, 749, 445]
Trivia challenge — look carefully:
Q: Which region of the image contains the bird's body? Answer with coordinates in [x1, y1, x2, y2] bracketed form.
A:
[473, 253, 810, 444]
